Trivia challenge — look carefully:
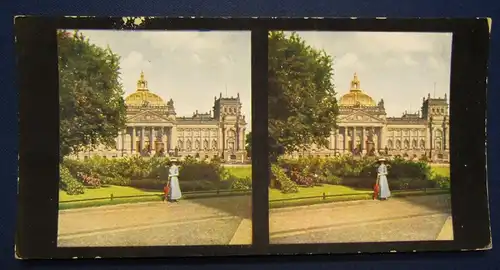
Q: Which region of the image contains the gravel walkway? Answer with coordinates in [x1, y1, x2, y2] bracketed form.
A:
[270, 194, 452, 243]
[58, 195, 251, 247]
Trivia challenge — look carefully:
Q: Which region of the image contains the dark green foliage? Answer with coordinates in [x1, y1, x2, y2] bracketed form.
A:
[270, 164, 299, 193]
[245, 132, 252, 158]
[268, 31, 339, 158]
[58, 30, 126, 158]
[178, 156, 226, 182]
[61, 156, 248, 192]
[59, 166, 85, 195]
[273, 156, 441, 191]
[431, 175, 451, 189]
[230, 176, 252, 190]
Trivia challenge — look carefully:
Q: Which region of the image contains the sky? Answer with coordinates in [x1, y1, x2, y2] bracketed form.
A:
[76, 30, 252, 128]
[287, 31, 453, 117]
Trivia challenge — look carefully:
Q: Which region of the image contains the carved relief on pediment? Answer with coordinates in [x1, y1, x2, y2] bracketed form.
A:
[128, 111, 168, 123]
[340, 112, 382, 123]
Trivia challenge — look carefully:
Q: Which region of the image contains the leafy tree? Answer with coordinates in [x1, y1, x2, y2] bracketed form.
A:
[268, 31, 339, 158]
[245, 131, 252, 157]
[58, 30, 126, 158]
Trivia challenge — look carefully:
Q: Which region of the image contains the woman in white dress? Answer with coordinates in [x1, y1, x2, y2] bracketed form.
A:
[377, 158, 391, 200]
[168, 158, 182, 202]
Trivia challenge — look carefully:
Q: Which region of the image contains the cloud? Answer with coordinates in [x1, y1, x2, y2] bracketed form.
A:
[218, 55, 235, 66]
[191, 53, 203, 64]
[336, 53, 364, 70]
[427, 56, 441, 69]
[351, 32, 438, 54]
[141, 31, 230, 54]
[120, 51, 152, 70]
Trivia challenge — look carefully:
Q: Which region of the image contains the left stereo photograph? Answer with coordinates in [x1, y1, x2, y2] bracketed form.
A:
[56, 29, 253, 247]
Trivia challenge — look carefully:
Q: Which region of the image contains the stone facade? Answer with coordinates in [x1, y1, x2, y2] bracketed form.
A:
[289, 73, 450, 162]
[72, 71, 248, 162]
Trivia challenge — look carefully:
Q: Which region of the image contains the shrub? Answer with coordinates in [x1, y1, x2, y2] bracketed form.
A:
[76, 172, 101, 188]
[130, 178, 166, 190]
[323, 174, 342, 185]
[432, 175, 451, 189]
[231, 176, 252, 190]
[289, 170, 315, 187]
[271, 164, 299, 193]
[102, 175, 131, 186]
[180, 180, 217, 192]
[178, 158, 225, 183]
[59, 166, 85, 195]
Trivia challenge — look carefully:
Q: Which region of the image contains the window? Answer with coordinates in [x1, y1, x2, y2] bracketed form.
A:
[387, 139, 393, 149]
[412, 139, 417, 149]
[404, 139, 410, 149]
[420, 139, 425, 149]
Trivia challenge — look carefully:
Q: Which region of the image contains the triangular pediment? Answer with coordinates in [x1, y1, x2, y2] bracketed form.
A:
[338, 110, 383, 123]
[127, 110, 170, 123]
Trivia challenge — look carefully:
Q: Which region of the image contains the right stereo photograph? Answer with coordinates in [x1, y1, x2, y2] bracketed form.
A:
[267, 31, 453, 244]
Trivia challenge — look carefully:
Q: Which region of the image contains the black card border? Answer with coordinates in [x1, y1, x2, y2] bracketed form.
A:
[15, 17, 490, 259]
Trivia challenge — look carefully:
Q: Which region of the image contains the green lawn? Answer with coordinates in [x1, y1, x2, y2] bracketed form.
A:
[269, 184, 370, 201]
[268, 184, 449, 209]
[226, 166, 252, 179]
[59, 185, 162, 210]
[431, 165, 450, 177]
[59, 185, 161, 202]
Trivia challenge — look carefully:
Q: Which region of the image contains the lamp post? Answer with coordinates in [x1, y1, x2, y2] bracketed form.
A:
[428, 115, 433, 160]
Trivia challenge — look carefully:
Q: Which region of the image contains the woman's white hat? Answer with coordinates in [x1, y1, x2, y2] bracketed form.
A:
[378, 158, 386, 162]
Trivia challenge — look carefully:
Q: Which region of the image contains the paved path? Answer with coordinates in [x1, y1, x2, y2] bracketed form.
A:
[270, 194, 452, 244]
[58, 195, 252, 247]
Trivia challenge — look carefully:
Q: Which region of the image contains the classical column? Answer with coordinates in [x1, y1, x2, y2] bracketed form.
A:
[132, 127, 136, 153]
[218, 127, 223, 150]
[240, 128, 246, 151]
[343, 127, 347, 153]
[162, 127, 167, 151]
[149, 127, 155, 153]
[409, 129, 413, 149]
[380, 126, 387, 149]
[425, 127, 431, 150]
[392, 129, 396, 150]
[361, 127, 366, 153]
[352, 126, 357, 152]
[170, 126, 177, 152]
[140, 126, 145, 152]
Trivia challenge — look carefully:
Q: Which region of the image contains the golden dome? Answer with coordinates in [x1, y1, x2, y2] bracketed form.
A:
[338, 73, 376, 106]
[124, 71, 166, 107]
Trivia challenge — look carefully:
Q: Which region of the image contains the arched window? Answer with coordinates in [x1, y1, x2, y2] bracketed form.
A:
[195, 140, 200, 150]
[186, 140, 192, 151]
[435, 141, 442, 150]
[396, 140, 401, 149]
[420, 139, 425, 149]
[404, 139, 410, 149]
[212, 139, 218, 150]
[412, 139, 418, 149]
[177, 140, 184, 150]
[387, 139, 393, 149]
[203, 139, 209, 150]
